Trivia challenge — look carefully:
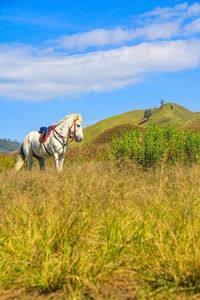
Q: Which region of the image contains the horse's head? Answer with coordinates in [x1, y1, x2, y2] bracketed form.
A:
[69, 114, 83, 142]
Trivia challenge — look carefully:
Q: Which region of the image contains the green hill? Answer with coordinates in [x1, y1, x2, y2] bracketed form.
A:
[0, 139, 20, 154]
[146, 103, 193, 127]
[80, 103, 198, 146]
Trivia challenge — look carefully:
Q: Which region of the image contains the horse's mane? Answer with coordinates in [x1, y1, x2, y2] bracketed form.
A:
[54, 113, 82, 126]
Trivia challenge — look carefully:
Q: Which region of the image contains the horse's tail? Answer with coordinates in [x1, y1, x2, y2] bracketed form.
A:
[15, 144, 25, 171]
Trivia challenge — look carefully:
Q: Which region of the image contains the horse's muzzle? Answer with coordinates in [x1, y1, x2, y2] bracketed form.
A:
[75, 136, 83, 142]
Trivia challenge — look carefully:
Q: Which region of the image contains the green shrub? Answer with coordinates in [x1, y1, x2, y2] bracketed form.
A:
[142, 125, 166, 166]
[111, 124, 200, 167]
[111, 129, 141, 162]
[185, 129, 200, 163]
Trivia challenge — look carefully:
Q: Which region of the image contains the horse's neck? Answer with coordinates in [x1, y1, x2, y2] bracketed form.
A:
[56, 119, 70, 136]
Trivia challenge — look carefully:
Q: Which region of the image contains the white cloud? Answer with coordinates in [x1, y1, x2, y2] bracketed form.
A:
[185, 18, 200, 34]
[51, 21, 180, 51]
[140, 2, 188, 20]
[0, 39, 200, 101]
[49, 2, 200, 51]
[52, 28, 133, 50]
[135, 21, 180, 40]
[141, 2, 200, 21]
[187, 2, 200, 16]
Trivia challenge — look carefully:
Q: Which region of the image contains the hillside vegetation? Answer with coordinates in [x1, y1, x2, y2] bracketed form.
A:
[81, 103, 198, 146]
[0, 138, 20, 154]
[186, 112, 200, 126]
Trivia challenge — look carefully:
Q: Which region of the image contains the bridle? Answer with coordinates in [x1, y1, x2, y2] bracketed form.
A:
[53, 117, 79, 140]
[68, 117, 80, 140]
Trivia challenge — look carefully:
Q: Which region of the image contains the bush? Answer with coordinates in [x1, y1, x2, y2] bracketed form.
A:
[111, 124, 200, 167]
[111, 129, 141, 161]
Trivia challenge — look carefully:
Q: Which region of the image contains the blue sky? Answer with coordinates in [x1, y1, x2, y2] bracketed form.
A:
[1, 0, 200, 141]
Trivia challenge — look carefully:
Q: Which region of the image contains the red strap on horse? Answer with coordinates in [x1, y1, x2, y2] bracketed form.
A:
[53, 128, 68, 139]
[39, 126, 55, 143]
[53, 118, 79, 140]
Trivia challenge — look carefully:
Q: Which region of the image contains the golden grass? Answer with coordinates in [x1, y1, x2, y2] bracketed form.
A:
[0, 161, 200, 298]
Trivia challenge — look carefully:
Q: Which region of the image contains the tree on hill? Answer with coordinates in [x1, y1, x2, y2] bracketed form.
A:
[160, 99, 164, 108]
[144, 109, 152, 120]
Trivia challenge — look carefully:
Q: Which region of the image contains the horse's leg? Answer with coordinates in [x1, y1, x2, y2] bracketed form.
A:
[53, 153, 59, 170]
[27, 151, 33, 170]
[39, 158, 46, 171]
[35, 157, 46, 171]
[53, 153, 65, 171]
[58, 153, 65, 171]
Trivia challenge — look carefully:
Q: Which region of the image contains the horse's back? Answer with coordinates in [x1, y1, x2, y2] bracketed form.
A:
[23, 131, 39, 143]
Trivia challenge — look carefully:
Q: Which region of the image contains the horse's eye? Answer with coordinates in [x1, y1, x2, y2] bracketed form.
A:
[77, 124, 81, 128]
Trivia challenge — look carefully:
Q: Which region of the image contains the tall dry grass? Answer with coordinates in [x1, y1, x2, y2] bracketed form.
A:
[0, 161, 200, 298]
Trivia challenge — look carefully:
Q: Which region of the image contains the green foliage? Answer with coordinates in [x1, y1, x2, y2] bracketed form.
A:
[0, 153, 16, 172]
[142, 125, 166, 166]
[111, 129, 141, 160]
[111, 124, 200, 167]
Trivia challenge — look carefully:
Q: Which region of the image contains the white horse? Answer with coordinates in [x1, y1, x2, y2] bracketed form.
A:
[15, 113, 83, 171]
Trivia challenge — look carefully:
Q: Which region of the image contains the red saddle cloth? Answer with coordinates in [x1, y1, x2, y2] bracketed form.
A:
[39, 126, 55, 143]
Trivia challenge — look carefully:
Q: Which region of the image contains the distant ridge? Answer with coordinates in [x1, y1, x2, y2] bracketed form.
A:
[81, 103, 199, 145]
[0, 139, 20, 154]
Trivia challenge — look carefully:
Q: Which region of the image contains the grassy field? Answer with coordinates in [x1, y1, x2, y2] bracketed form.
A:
[1, 158, 200, 299]
[1, 121, 200, 299]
